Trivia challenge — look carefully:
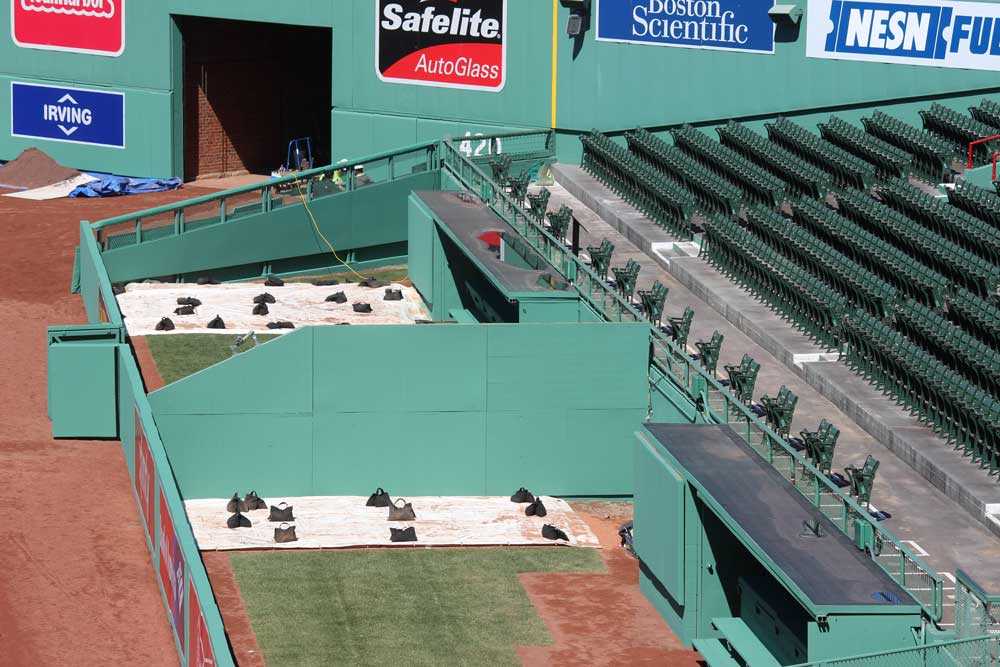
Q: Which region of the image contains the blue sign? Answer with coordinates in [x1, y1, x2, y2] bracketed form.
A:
[806, 0, 1000, 72]
[596, 0, 776, 54]
[11, 82, 125, 149]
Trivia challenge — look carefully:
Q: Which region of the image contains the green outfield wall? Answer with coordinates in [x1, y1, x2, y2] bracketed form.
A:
[148, 321, 650, 499]
[4, 1, 1000, 177]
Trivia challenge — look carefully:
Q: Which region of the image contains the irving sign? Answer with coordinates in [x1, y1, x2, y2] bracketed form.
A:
[596, 0, 776, 54]
[807, 0, 1000, 71]
[376, 0, 507, 92]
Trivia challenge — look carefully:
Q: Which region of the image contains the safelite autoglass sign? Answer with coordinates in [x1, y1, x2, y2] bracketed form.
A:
[11, 0, 125, 56]
[376, 0, 507, 92]
[807, 0, 1000, 71]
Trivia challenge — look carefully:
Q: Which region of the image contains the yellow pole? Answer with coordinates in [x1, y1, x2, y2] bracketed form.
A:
[551, 0, 559, 129]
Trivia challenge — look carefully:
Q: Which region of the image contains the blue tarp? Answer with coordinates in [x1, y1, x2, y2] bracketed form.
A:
[70, 175, 182, 198]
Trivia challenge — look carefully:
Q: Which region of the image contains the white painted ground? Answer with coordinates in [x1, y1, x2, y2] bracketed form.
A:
[185, 495, 600, 551]
[116, 280, 429, 336]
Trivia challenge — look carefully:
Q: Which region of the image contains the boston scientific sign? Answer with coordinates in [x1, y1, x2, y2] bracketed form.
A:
[596, 0, 776, 54]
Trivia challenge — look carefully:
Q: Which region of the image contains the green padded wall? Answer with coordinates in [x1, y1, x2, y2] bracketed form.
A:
[150, 321, 649, 499]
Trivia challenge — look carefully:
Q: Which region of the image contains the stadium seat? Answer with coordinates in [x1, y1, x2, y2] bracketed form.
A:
[724, 354, 760, 405]
[818, 116, 910, 179]
[580, 131, 698, 239]
[947, 288, 1000, 348]
[760, 385, 798, 438]
[791, 197, 949, 308]
[586, 238, 615, 281]
[861, 111, 953, 182]
[638, 280, 669, 326]
[968, 98, 1000, 133]
[765, 116, 876, 190]
[669, 306, 695, 348]
[801, 419, 840, 475]
[489, 154, 512, 183]
[612, 259, 641, 301]
[545, 205, 573, 241]
[947, 182, 1000, 231]
[671, 124, 786, 208]
[845, 455, 880, 509]
[526, 188, 551, 220]
[507, 172, 530, 204]
[694, 330, 724, 377]
[919, 103, 1000, 166]
[626, 128, 743, 217]
[717, 121, 832, 199]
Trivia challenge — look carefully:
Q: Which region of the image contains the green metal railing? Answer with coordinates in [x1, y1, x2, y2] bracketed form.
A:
[92, 141, 442, 250]
[439, 134, 945, 623]
[790, 636, 999, 666]
[957, 570, 1000, 640]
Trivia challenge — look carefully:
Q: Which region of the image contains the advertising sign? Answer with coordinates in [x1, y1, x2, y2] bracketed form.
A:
[159, 490, 186, 645]
[596, 0, 776, 54]
[11, 0, 125, 56]
[134, 408, 154, 536]
[11, 82, 125, 149]
[188, 584, 216, 667]
[376, 0, 507, 91]
[807, 0, 1000, 71]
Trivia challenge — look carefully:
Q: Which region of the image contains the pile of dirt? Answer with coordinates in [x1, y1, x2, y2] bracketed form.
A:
[0, 148, 80, 189]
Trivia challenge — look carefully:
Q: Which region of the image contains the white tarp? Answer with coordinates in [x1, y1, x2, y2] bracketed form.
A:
[116, 281, 430, 336]
[3, 173, 96, 200]
[185, 495, 600, 551]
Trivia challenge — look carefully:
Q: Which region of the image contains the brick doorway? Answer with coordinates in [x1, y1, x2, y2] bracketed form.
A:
[179, 17, 331, 181]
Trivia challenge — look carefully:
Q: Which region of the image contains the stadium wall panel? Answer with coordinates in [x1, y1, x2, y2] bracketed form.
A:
[149, 322, 650, 498]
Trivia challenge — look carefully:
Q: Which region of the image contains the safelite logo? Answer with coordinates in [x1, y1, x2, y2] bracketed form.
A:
[12, 0, 125, 56]
[376, 0, 507, 92]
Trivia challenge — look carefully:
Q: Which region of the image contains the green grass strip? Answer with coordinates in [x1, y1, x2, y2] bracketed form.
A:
[146, 334, 278, 385]
[230, 547, 603, 666]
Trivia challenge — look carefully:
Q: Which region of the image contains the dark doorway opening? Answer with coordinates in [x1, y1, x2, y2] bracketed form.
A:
[178, 17, 331, 181]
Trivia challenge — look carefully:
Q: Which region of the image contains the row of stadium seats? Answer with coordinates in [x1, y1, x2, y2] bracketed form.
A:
[765, 116, 876, 190]
[948, 288, 1000, 348]
[861, 111, 954, 182]
[580, 131, 697, 239]
[625, 128, 743, 217]
[791, 197, 951, 309]
[835, 188, 1000, 298]
[818, 116, 911, 179]
[842, 311, 999, 477]
[743, 206, 898, 318]
[701, 216, 848, 347]
[948, 181, 1000, 231]
[894, 299, 1000, 399]
[670, 125, 786, 208]
[919, 103, 1000, 165]
[717, 120, 833, 199]
[969, 98, 1000, 134]
[877, 180, 1000, 266]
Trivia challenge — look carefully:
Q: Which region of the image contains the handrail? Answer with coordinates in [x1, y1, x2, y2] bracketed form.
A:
[790, 635, 997, 666]
[439, 135, 944, 622]
[958, 570, 1000, 605]
[91, 140, 441, 231]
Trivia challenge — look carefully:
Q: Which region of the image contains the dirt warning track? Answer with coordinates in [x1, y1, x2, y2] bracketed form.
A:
[0, 188, 207, 665]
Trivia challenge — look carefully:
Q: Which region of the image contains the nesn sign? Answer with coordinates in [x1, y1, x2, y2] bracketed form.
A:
[806, 0, 1000, 71]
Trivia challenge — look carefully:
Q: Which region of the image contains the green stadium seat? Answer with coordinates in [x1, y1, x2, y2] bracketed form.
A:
[861, 111, 953, 182]
[919, 103, 1000, 166]
[489, 154, 512, 183]
[612, 259, 641, 301]
[668, 306, 695, 348]
[845, 455, 880, 509]
[801, 419, 840, 475]
[968, 98, 1000, 133]
[947, 182, 1000, 231]
[765, 116, 876, 190]
[760, 385, 798, 438]
[717, 121, 833, 199]
[818, 116, 911, 179]
[694, 330, 724, 377]
[545, 205, 573, 241]
[586, 238, 615, 281]
[638, 280, 669, 326]
[526, 187, 551, 221]
[724, 354, 760, 405]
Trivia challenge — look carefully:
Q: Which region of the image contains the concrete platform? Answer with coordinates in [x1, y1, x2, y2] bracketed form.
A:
[544, 166, 1000, 603]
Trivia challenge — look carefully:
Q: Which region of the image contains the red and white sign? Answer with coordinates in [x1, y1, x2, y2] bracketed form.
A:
[134, 408, 155, 537]
[188, 583, 216, 667]
[12, 0, 125, 57]
[376, 0, 506, 92]
[159, 490, 186, 644]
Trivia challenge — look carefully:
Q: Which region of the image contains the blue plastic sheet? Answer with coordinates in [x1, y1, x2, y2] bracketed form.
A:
[70, 175, 182, 198]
